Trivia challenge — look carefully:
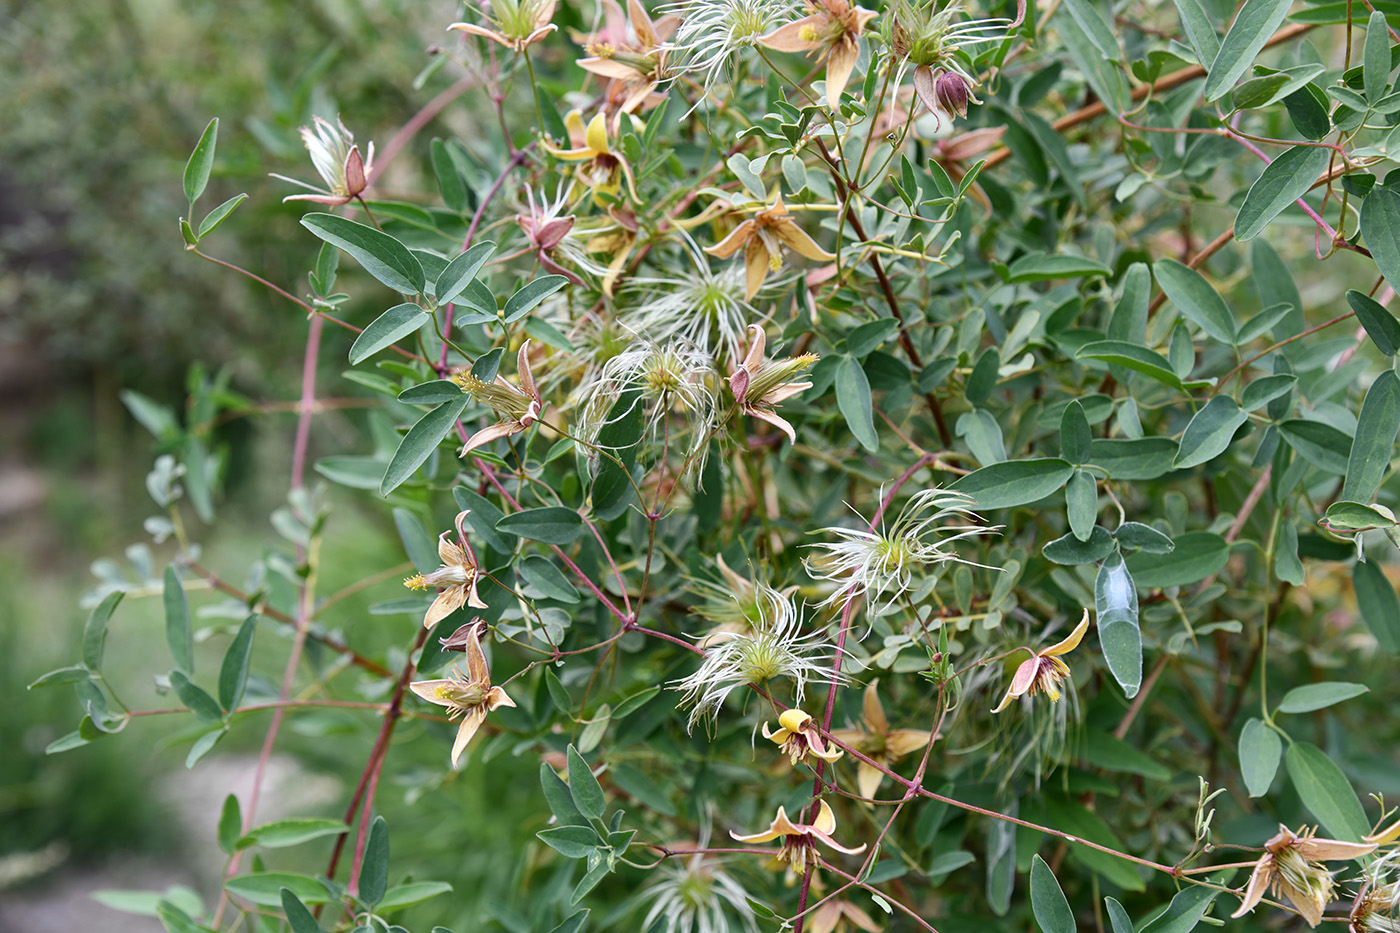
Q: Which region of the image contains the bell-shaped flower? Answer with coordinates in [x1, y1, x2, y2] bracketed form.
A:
[273, 116, 374, 205]
[991, 611, 1089, 713]
[728, 324, 816, 444]
[830, 680, 933, 799]
[403, 510, 489, 627]
[541, 110, 639, 199]
[409, 624, 515, 768]
[730, 800, 866, 876]
[705, 195, 835, 300]
[760, 0, 877, 105]
[763, 709, 844, 766]
[451, 341, 545, 456]
[1231, 824, 1376, 927]
[449, 0, 557, 51]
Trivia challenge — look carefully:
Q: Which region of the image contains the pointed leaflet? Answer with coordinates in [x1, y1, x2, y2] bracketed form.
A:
[1365, 10, 1392, 105]
[1030, 855, 1076, 933]
[349, 303, 431, 364]
[567, 745, 606, 820]
[1061, 400, 1092, 464]
[1235, 145, 1330, 241]
[1097, 551, 1141, 698]
[1239, 717, 1282, 796]
[1173, 0, 1220, 67]
[164, 566, 194, 674]
[1154, 259, 1236, 344]
[1174, 396, 1247, 468]
[1108, 263, 1150, 343]
[1277, 681, 1369, 713]
[436, 241, 497, 307]
[1286, 742, 1370, 841]
[1203, 0, 1296, 101]
[183, 118, 218, 204]
[1342, 370, 1400, 503]
[82, 591, 123, 671]
[1352, 559, 1400, 654]
[1361, 184, 1400, 295]
[217, 614, 258, 711]
[953, 459, 1075, 510]
[836, 356, 879, 452]
[301, 213, 425, 296]
[379, 396, 470, 496]
[358, 816, 389, 906]
[1346, 289, 1400, 356]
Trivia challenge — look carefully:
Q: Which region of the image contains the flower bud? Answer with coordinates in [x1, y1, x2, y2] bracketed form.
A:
[934, 70, 973, 119]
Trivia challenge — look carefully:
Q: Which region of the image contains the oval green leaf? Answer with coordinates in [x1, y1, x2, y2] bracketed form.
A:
[1154, 259, 1236, 344]
[1346, 289, 1400, 356]
[1097, 551, 1142, 698]
[349, 303, 429, 364]
[1203, 0, 1296, 101]
[379, 396, 470, 496]
[301, 213, 425, 296]
[1353, 558, 1400, 654]
[1361, 185, 1400, 296]
[952, 458, 1075, 510]
[1277, 681, 1369, 714]
[183, 118, 218, 204]
[436, 241, 497, 307]
[1239, 717, 1282, 797]
[496, 507, 585, 545]
[237, 817, 347, 850]
[1030, 855, 1076, 933]
[1174, 396, 1247, 468]
[1125, 531, 1228, 587]
[1285, 741, 1371, 840]
[1235, 145, 1330, 241]
[1342, 370, 1400, 503]
[504, 275, 570, 323]
[836, 356, 879, 453]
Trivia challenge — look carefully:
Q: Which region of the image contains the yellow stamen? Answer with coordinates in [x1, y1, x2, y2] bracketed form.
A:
[404, 574, 428, 591]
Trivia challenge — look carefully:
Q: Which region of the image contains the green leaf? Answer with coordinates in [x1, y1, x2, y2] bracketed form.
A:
[1203, 0, 1296, 101]
[1366, 10, 1392, 104]
[1279, 419, 1353, 474]
[393, 507, 438, 574]
[1109, 263, 1151, 343]
[1285, 741, 1371, 840]
[1346, 289, 1400, 356]
[1353, 559, 1400, 653]
[1173, 0, 1220, 66]
[504, 275, 570, 323]
[537, 825, 602, 858]
[1084, 731, 1171, 780]
[1007, 252, 1111, 281]
[1275, 521, 1306, 586]
[1235, 145, 1330, 241]
[1361, 184, 1400, 295]
[27, 665, 91, 689]
[1343, 370, 1400, 503]
[379, 396, 470, 496]
[836, 356, 879, 452]
[1174, 396, 1247, 468]
[454, 486, 514, 553]
[301, 213, 425, 296]
[1089, 437, 1181, 480]
[550, 908, 591, 933]
[1105, 898, 1135, 933]
[1076, 341, 1183, 390]
[496, 507, 585, 544]
[1061, 401, 1092, 464]
[1125, 531, 1228, 586]
[82, 591, 123, 671]
[1097, 552, 1142, 698]
[1043, 527, 1116, 564]
[217, 614, 257, 711]
[1241, 373, 1297, 411]
[1286, 83, 1332, 139]
[198, 193, 248, 239]
[1278, 681, 1370, 713]
[183, 117, 218, 204]
[436, 242, 497, 307]
[169, 671, 224, 724]
[965, 349, 1000, 407]
[567, 745, 606, 820]
[846, 318, 900, 358]
[541, 761, 590, 827]
[1066, 469, 1097, 541]
[238, 818, 347, 850]
[1233, 73, 1291, 109]
[953, 458, 1074, 510]
[608, 762, 676, 816]
[1238, 302, 1296, 345]
[1138, 875, 1229, 933]
[1240, 718, 1283, 796]
[571, 853, 613, 905]
[349, 303, 429, 364]
[1114, 522, 1175, 553]
[224, 873, 330, 908]
[281, 888, 324, 933]
[359, 816, 389, 906]
[164, 566, 193, 674]
[218, 794, 242, 855]
[1322, 500, 1398, 532]
[378, 881, 453, 910]
[518, 555, 580, 603]
[1030, 855, 1076, 933]
[1154, 259, 1236, 344]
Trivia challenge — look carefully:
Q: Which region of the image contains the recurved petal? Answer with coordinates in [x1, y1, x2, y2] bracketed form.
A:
[762, 721, 793, 743]
[765, 381, 812, 404]
[704, 219, 755, 259]
[424, 586, 468, 629]
[886, 729, 933, 758]
[450, 707, 489, 768]
[809, 903, 843, 933]
[743, 237, 770, 301]
[741, 324, 767, 372]
[1366, 817, 1400, 844]
[1277, 878, 1325, 928]
[856, 761, 883, 800]
[459, 420, 523, 457]
[812, 800, 837, 835]
[449, 22, 511, 46]
[485, 685, 516, 711]
[913, 65, 939, 116]
[748, 407, 798, 445]
[409, 678, 457, 707]
[760, 18, 820, 52]
[463, 623, 490, 682]
[775, 219, 836, 262]
[464, 576, 489, 611]
[1294, 837, 1377, 861]
[861, 680, 889, 735]
[823, 39, 859, 105]
[1043, 609, 1090, 657]
[281, 192, 354, 205]
[732, 805, 803, 843]
[517, 340, 539, 401]
[584, 111, 610, 154]
[578, 57, 640, 81]
[1230, 858, 1274, 919]
[439, 531, 465, 567]
[810, 828, 867, 856]
[808, 735, 844, 762]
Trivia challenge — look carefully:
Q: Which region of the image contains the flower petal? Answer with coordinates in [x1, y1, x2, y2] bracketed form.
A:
[463, 624, 490, 683]
[862, 680, 889, 735]
[1043, 609, 1091, 657]
[459, 420, 522, 457]
[775, 219, 836, 262]
[424, 586, 467, 629]
[810, 828, 867, 856]
[584, 111, 610, 155]
[824, 39, 859, 105]
[886, 729, 933, 759]
[1294, 837, 1377, 861]
[856, 761, 882, 800]
[1230, 858, 1274, 918]
[704, 220, 755, 259]
[1366, 817, 1400, 844]
[748, 407, 798, 445]
[743, 237, 770, 301]
[812, 800, 837, 835]
[408, 678, 456, 707]
[761, 18, 820, 52]
[450, 707, 489, 768]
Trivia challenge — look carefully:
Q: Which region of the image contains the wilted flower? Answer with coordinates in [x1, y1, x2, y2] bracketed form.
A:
[990, 611, 1090, 713]
[576, 0, 678, 115]
[451, 341, 545, 456]
[409, 624, 515, 768]
[404, 510, 489, 627]
[1351, 851, 1400, 933]
[810, 899, 882, 933]
[625, 239, 761, 362]
[830, 680, 932, 798]
[273, 116, 374, 205]
[911, 67, 977, 128]
[639, 821, 758, 933]
[541, 110, 639, 199]
[728, 324, 816, 445]
[730, 800, 866, 876]
[705, 194, 835, 300]
[516, 187, 583, 284]
[884, 0, 1005, 127]
[760, 0, 877, 105]
[449, 0, 558, 51]
[764, 708, 844, 766]
[805, 488, 995, 613]
[688, 554, 800, 646]
[662, 0, 799, 101]
[439, 620, 486, 651]
[1232, 824, 1376, 927]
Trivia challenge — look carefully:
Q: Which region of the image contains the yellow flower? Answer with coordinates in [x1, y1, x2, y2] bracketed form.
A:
[541, 110, 638, 200]
[730, 800, 866, 876]
[1367, 817, 1400, 845]
[403, 510, 489, 628]
[1232, 824, 1376, 927]
[409, 624, 516, 768]
[830, 680, 933, 799]
[728, 324, 817, 445]
[991, 610, 1089, 713]
[760, 0, 878, 106]
[704, 194, 835, 300]
[763, 709, 844, 766]
[810, 898, 882, 933]
[451, 341, 545, 456]
[448, 0, 557, 52]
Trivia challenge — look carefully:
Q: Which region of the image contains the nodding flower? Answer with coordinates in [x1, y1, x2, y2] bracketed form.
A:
[704, 194, 835, 300]
[541, 110, 639, 200]
[448, 0, 557, 51]
[729, 800, 866, 877]
[728, 324, 816, 445]
[403, 510, 489, 628]
[990, 611, 1090, 713]
[451, 341, 545, 457]
[408, 624, 515, 768]
[829, 679, 933, 799]
[763, 708, 844, 766]
[1231, 824, 1377, 928]
[272, 116, 374, 206]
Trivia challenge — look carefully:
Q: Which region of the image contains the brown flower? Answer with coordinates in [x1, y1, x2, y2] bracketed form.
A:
[451, 341, 545, 456]
[409, 624, 515, 768]
[761, 0, 878, 106]
[991, 610, 1089, 713]
[1231, 824, 1376, 927]
[403, 510, 489, 628]
[830, 680, 933, 799]
[728, 324, 816, 444]
[730, 800, 866, 876]
[810, 898, 882, 933]
[448, 0, 557, 52]
[705, 195, 835, 300]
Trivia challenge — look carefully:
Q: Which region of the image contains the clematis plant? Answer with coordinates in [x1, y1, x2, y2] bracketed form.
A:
[408, 624, 516, 768]
[730, 800, 866, 876]
[403, 510, 490, 627]
[991, 611, 1090, 713]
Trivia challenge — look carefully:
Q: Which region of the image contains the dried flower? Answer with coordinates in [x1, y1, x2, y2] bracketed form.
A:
[990, 611, 1090, 713]
[830, 680, 932, 798]
[451, 341, 545, 456]
[728, 324, 816, 444]
[760, 0, 877, 105]
[805, 488, 995, 614]
[449, 0, 557, 51]
[1351, 852, 1400, 933]
[409, 624, 515, 768]
[688, 554, 800, 647]
[541, 110, 639, 199]
[705, 195, 835, 300]
[273, 116, 374, 205]
[763, 708, 844, 766]
[403, 510, 489, 627]
[810, 899, 882, 933]
[576, 0, 677, 115]
[730, 800, 866, 876]
[1232, 824, 1376, 927]
[624, 239, 761, 362]
[662, 0, 799, 101]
